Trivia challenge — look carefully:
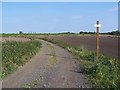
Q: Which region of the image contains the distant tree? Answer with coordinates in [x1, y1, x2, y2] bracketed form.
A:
[19, 31, 23, 34]
[2, 33, 5, 34]
[107, 30, 119, 35]
[79, 31, 95, 34]
[79, 31, 83, 34]
[63, 32, 70, 34]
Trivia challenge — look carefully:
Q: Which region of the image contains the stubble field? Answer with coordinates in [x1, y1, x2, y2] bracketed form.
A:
[40, 35, 118, 59]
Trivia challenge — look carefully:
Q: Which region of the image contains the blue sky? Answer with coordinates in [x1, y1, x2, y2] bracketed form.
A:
[2, 2, 118, 33]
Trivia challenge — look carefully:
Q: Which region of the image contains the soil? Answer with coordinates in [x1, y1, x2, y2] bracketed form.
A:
[46, 36, 118, 59]
[1, 37, 31, 42]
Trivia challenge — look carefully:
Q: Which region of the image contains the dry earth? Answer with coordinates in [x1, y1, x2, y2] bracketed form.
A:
[43, 35, 118, 59]
[1, 37, 31, 42]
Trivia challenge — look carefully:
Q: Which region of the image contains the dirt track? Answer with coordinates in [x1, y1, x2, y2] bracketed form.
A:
[2, 40, 89, 88]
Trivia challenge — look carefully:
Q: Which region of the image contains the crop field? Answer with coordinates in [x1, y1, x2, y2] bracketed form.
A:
[1, 37, 41, 78]
[1, 37, 31, 42]
[39, 35, 118, 59]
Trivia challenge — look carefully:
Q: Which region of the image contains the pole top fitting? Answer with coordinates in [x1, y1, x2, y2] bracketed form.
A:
[94, 21, 101, 27]
[97, 21, 99, 25]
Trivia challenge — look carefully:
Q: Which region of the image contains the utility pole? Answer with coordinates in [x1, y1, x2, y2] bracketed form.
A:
[94, 21, 101, 61]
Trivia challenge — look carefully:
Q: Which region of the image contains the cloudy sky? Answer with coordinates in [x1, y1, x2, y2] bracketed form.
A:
[2, 2, 118, 33]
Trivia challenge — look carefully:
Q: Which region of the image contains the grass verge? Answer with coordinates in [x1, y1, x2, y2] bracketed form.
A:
[41, 37, 120, 89]
[1, 40, 41, 78]
[47, 43, 57, 67]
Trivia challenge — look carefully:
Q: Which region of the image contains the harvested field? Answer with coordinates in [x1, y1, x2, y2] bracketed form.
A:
[43, 35, 118, 59]
[1, 37, 31, 42]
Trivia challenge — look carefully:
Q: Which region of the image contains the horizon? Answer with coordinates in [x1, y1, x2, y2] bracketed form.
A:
[2, 2, 118, 33]
[1, 30, 118, 34]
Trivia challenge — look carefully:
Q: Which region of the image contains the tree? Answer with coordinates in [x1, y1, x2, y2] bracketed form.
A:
[19, 31, 23, 34]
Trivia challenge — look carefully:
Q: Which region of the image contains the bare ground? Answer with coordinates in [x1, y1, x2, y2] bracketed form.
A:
[45, 36, 118, 59]
[2, 40, 89, 88]
[1, 37, 31, 42]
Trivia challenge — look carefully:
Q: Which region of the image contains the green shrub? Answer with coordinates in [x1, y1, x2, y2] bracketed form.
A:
[70, 47, 119, 88]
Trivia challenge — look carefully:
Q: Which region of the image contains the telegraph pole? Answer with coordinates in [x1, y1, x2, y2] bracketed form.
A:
[94, 21, 101, 61]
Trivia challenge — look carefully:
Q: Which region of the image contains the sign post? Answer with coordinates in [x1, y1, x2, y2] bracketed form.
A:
[94, 21, 101, 61]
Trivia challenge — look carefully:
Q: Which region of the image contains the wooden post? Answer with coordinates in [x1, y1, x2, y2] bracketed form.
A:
[94, 21, 101, 61]
[96, 21, 99, 61]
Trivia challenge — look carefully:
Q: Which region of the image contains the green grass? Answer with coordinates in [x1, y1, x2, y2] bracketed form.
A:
[40, 37, 120, 89]
[2, 40, 41, 78]
[47, 43, 57, 67]
[1, 33, 108, 37]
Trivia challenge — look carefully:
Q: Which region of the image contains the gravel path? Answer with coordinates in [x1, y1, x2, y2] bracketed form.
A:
[2, 40, 89, 88]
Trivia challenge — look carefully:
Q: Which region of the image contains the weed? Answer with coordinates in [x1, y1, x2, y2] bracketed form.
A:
[47, 44, 57, 67]
[2, 40, 41, 78]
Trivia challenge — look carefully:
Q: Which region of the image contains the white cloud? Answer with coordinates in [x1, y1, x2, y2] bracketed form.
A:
[71, 15, 82, 19]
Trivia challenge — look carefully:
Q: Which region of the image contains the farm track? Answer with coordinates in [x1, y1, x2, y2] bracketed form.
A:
[2, 40, 89, 88]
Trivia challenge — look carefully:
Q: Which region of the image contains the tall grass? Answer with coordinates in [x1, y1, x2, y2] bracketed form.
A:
[1, 40, 41, 78]
[41, 37, 120, 89]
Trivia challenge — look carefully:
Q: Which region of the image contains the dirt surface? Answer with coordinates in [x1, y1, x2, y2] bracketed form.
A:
[1, 37, 30, 42]
[45, 36, 118, 59]
[2, 40, 89, 88]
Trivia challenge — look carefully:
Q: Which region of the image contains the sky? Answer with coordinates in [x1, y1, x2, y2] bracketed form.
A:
[2, 2, 118, 33]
